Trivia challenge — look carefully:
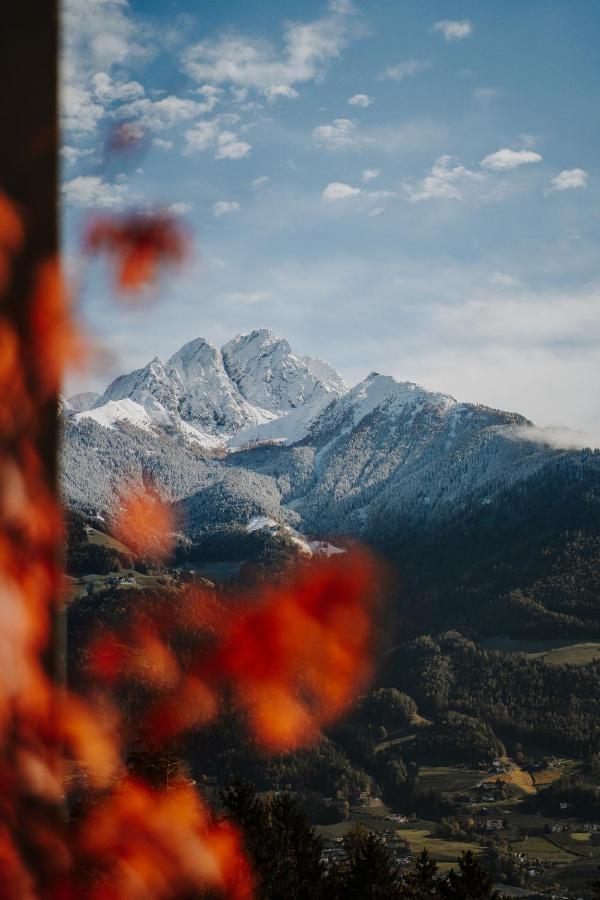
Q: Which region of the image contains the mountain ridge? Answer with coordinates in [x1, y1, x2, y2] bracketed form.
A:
[69, 328, 346, 449]
[61, 328, 586, 548]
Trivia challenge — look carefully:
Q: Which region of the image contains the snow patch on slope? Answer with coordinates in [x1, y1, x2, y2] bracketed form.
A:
[74, 398, 157, 432]
[222, 329, 347, 414]
[246, 515, 344, 557]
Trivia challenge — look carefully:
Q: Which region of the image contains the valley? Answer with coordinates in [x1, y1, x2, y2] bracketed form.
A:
[62, 329, 600, 897]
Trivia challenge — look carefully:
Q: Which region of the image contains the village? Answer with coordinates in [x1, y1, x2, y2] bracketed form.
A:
[312, 755, 600, 899]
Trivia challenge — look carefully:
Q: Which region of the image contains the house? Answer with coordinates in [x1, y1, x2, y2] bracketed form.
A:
[321, 839, 345, 869]
[485, 819, 503, 831]
[550, 823, 564, 833]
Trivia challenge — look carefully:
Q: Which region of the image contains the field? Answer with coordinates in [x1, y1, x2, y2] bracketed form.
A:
[85, 526, 132, 555]
[485, 765, 536, 795]
[531, 767, 563, 787]
[418, 767, 483, 793]
[510, 835, 578, 863]
[318, 805, 482, 871]
[398, 827, 482, 867]
[528, 643, 600, 666]
[483, 637, 600, 667]
[65, 569, 181, 602]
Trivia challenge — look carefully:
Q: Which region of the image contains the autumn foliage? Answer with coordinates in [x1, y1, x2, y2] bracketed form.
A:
[0, 193, 380, 898]
[84, 212, 189, 295]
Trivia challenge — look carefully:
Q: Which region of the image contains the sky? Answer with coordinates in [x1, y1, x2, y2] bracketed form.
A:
[62, 0, 600, 442]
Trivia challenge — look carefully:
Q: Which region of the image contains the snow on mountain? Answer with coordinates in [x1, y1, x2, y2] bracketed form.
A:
[245, 515, 344, 557]
[314, 373, 452, 436]
[98, 357, 183, 425]
[228, 389, 338, 448]
[222, 329, 347, 414]
[72, 397, 226, 450]
[62, 330, 579, 543]
[74, 398, 158, 432]
[167, 337, 275, 434]
[69, 330, 346, 449]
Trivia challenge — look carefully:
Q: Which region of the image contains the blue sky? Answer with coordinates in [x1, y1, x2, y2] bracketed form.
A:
[62, 0, 600, 440]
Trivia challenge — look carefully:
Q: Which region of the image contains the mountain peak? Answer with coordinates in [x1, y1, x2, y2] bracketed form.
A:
[222, 331, 345, 414]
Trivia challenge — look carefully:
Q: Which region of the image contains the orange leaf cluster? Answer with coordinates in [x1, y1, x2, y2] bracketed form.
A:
[87, 548, 378, 752]
[75, 780, 254, 900]
[111, 484, 175, 561]
[0, 193, 380, 898]
[84, 213, 189, 295]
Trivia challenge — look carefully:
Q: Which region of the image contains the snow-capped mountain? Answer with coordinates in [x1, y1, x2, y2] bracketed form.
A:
[222, 330, 347, 413]
[68, 329, 345, 449]
[62, 330, 583, 542]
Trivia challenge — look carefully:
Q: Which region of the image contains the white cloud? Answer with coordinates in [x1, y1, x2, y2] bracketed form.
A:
[61, 145, 94, 166]
[368, 207, 384, 217]
[191, 84, 223, 112]
[433, 20, 473, 41]
[362, 168, 380, 182]
[213, 200, 240, 218]
[117, 95, 205, 131]
[328, 0, 355, 13]
[91, 72, 145, 103]
[322, 182, 362, 201]
[215, 131, 252, 159]
[313, 116, 445, 154]
[61, 0, 153, 136]
[184, 118, 251, 159]
[250, 175, 270, 193]
[379, 59, 430, 81]
[63, 0, 151, 75]
[183, 120, 220, 153]
[61, 84, 105, 134]
[167, 202, 194, 215]
[182, 6, 357, 93]
[480, 148, 542, 171]
[348, 93, 373, 108]
[313, 118, 359, 149]
[548, 168, 589, 192]
[230, 86, 249, 104]
[509, 425, 598, 451]
[62, 174, 130, 209]
[406, 155, 485, 202]
[263, 84, 300, 103]
[152, 138, 174, 151]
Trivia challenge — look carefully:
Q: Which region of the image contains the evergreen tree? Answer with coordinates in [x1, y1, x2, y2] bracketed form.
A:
[221, 781, 325, 899]
[333, 825, 402, 899]
[265, 792, 325, 899]
[402, 848, 441, 899]
[439, 851, 500, 900]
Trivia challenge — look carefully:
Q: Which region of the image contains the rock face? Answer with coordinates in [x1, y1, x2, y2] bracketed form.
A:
[69, 330, 347, 448]
[63, 329, 577, 540]
[222, 329, 347, 414]
[167, 337, 274, 434]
